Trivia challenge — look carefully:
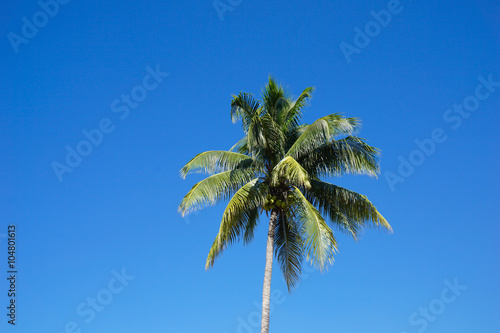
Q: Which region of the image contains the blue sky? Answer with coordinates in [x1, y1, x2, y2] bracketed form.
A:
[0, 0, 498, 332]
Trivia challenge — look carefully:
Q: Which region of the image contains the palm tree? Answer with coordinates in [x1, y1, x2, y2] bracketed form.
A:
[179, 78, 391, 333]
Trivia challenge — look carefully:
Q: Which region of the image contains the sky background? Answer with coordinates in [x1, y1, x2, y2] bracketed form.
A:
[0, 0, 499, 332]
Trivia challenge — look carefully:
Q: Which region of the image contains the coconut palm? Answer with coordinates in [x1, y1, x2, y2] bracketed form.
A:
[179, 78, 391, 333]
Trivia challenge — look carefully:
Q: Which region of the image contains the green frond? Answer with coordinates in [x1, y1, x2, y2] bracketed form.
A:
[284, 124, 308, 152]
[291, 187, 337, 271]
[260, 114, 287, 161]
[286, 116, 332, 159]
[262, 76, 286, 117]
[178, 169, 257, 217]
[247, 115, 267, 148]
[287, 114, 359, 160]
[305, 179, 392, 236]
[298, 136, 380, 178]
[231, 92, 262, 132]
[206, 179, 267, 269]
[180, 150, 254, 179]
[283, 86, 314, 131]
[271, 156, 311, 189]
[274, 212, 303, 291]
[242, 207, 261, 244]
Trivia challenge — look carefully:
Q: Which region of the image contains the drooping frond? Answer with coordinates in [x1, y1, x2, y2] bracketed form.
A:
[206, 179, 267, 268]
[298, 136, 380, 178]
[231, 92, 262, 133]
[180, 151, 254, 179]
[287, 114, 359, 160]
[326, 114, 359, 136]
[291, 187, 337, 271]
[274, 211, 303, 291]
[247, 114, 267, 149]
[271, 156, 311, 189]
[305, 179, 392, 237]
[242, 207, 261, 244]
[179, 169, 257, 217]
[286, 116, 332, 159]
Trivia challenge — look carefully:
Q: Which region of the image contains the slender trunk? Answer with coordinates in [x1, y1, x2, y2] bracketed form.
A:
[261, 210, 277, 333]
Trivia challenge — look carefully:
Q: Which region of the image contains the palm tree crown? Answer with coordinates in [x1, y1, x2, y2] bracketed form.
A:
[179, 78, 391, 292]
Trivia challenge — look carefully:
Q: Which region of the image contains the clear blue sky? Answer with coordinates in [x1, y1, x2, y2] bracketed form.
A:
[1, 0, 498, 332]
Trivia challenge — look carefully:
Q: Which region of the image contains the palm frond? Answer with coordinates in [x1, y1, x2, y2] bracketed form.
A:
[283, 87, 314, 131]
[305, 179, 392, 236]
[274, 211, 303, 291]
[291, 187, 337, 271]
[231, 92, 262, 132]
[262, 77, 286, 118]
[180, 150, 254, 179]
[247, 114, 266, 149]
[298, 136, 380, 178]
[206, 179, 267, 268]
[286, 116, 332, 159]
[242, 207, 261, 244]
[179, 169, 257, 217]
[271, 156, 311, 189]
[261, 114, 286, 161]
[287, 114, 359, 160]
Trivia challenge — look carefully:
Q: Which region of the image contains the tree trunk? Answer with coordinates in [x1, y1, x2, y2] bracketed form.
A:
[261, 210, 277, 333]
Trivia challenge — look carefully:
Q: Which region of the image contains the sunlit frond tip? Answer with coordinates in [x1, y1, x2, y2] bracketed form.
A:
[180, 150, 253, 179]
